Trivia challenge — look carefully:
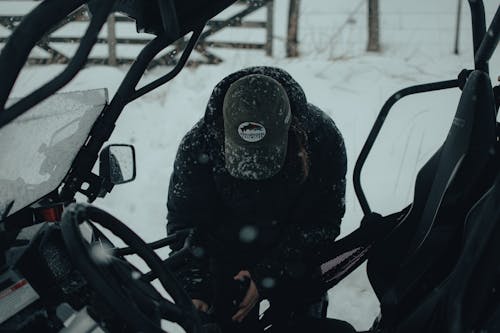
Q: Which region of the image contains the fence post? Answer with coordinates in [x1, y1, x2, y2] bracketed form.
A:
[265, 0, 274, 56]
[367, 0, 380, 52]
[107, 14, 117, 66]
[454, 0, 463, 54]
[3, 1, 276, 67]
[286, 0, 300, 57]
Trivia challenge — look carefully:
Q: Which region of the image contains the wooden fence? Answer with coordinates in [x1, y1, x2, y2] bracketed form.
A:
[0, 0, 274, 68]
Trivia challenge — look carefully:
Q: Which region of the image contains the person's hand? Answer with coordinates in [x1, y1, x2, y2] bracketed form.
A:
[231, 270, 259, 323]
[192, 299, 209, 312]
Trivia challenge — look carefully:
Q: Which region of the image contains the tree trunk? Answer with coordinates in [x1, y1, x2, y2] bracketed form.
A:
[287, 0, 300, 57]
[367, 0, 380, 52]
[266, 0, 274, 56]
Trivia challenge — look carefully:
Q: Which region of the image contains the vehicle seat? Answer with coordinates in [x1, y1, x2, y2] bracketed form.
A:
[395, 172, 500, 332]
[366, 70, 498, 331]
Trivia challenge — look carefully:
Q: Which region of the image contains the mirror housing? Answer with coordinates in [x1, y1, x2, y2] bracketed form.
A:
[99, 144, 136, 188]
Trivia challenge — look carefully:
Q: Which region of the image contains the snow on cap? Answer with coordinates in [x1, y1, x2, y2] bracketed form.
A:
[223, 74, 291, 180]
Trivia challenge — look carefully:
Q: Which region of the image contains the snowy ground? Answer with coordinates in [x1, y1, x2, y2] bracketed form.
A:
[3, 0, 499, 331]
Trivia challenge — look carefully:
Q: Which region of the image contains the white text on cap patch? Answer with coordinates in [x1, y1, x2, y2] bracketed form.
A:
[238, 122, 266, 142]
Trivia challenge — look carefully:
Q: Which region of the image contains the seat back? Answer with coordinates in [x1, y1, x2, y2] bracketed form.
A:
[395, 172, 500, 332]
[367, 70, 498, 330]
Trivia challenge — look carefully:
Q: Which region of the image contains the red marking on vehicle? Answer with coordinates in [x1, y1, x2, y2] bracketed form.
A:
[0, 279, 28, 300]
[34, 204, 63, 222]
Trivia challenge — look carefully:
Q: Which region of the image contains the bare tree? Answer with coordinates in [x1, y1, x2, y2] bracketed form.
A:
[287, 0, 300, 57]
[367, 0, 380, 52]
[266, 0, 274, 56]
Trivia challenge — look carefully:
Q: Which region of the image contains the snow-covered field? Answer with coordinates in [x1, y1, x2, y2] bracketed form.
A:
[3, 0, 499, 331]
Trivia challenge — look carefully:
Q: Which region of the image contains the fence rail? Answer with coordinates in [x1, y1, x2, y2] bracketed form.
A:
[0, 0, 274, 68]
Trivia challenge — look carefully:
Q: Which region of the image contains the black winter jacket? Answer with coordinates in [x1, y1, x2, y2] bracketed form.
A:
[166, 66, 347, 306]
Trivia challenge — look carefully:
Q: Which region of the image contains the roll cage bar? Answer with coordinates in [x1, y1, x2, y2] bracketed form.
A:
[0, 0, 236, 203]
[354, 1, 499, 216]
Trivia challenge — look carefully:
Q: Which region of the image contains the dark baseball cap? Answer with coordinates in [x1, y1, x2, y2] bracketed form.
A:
[223, 74, 292, 180]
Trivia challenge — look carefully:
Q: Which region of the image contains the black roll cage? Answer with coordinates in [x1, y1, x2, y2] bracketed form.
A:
[0, 0, 497, 212]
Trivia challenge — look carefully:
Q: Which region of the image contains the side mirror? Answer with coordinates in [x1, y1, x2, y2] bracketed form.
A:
[99, 144, 136, 185]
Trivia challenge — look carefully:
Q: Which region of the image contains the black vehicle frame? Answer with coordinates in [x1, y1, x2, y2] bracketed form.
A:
[0, 0, 498, 332]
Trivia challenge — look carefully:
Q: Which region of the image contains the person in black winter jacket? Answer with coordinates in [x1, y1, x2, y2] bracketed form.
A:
[166, 66, 348, 332]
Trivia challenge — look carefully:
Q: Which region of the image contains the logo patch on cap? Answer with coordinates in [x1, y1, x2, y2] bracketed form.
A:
[238, 122, 266, 142]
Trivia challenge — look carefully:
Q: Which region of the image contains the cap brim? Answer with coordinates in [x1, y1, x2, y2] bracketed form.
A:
[224, 138, 288, 180]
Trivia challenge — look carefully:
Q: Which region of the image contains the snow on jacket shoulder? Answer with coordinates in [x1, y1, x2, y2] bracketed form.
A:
[166, 66, 347, 304]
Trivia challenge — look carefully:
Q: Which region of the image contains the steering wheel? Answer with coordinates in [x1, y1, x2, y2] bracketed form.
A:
[60, 203, 203, 333]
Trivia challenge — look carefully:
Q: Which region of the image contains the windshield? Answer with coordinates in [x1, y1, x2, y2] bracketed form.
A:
[0, 89, 108, 218]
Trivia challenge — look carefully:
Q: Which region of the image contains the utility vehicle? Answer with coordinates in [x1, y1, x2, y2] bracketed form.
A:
[0, 0, 498, 332]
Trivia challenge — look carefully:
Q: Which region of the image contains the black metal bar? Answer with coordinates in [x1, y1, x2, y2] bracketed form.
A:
[58, 26, 205, 202]
[353, 79, 460, 216]
[0, 8, 85, 63]
[116, 229, 192, 256]
[467, 0, 488, 72]
[0, 0, 87, 114]
[116, 234, 177, 256]
[111, 36, 170, 103]
[474, 5, 500, 71]
[143, 247, 192, 282]
[59, 35, 172, 202]
[0, 0, 114, 129]
[129, 26, 203, 101]
[141, 230, 194, 282]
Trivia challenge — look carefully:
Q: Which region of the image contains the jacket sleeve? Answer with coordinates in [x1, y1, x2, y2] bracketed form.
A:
[166, 123, 216, 306]
[295, 114, 347, 259]
[251, 114, 347, 299]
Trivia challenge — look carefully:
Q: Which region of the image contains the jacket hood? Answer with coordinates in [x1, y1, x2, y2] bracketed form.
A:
[203, 66, 308, 128]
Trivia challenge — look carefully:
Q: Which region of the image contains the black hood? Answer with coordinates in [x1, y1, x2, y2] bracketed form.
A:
[203, 66, 309, 129]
